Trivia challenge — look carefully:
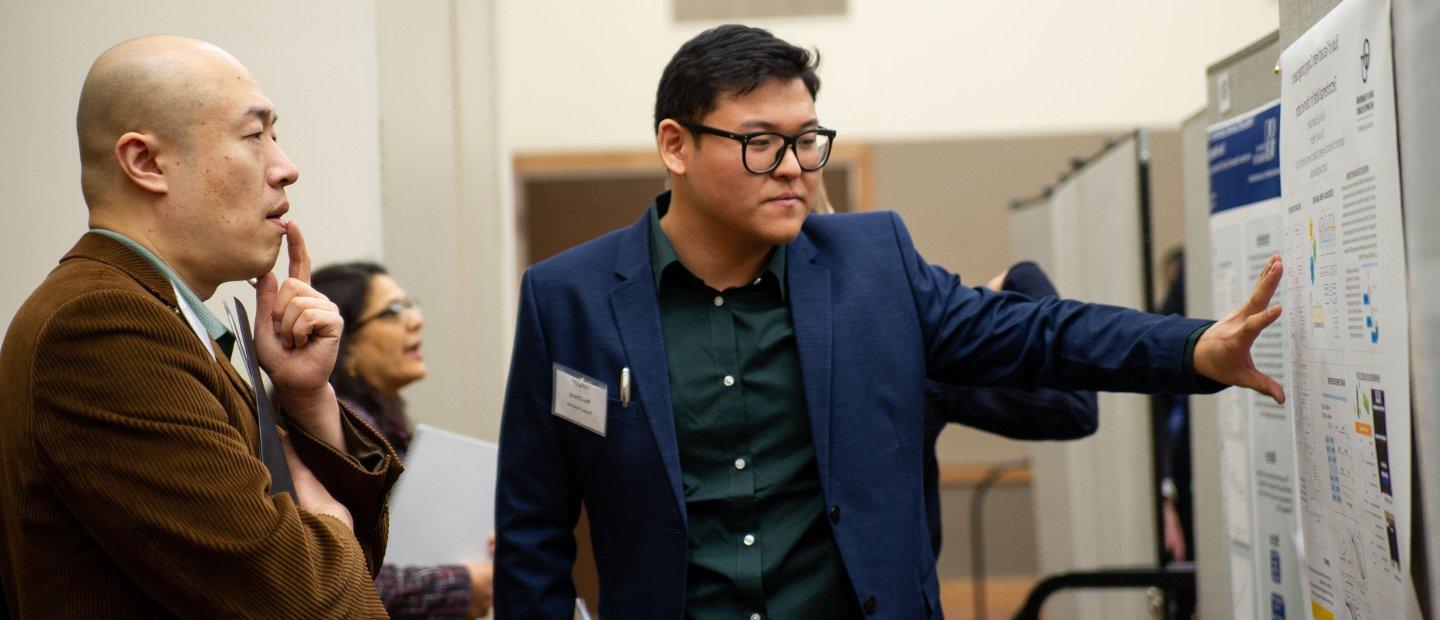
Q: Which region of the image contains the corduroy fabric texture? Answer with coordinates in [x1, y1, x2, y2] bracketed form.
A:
[0, 232, 402, 619]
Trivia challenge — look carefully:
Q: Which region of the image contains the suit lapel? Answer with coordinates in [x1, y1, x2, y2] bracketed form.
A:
[609, 217, 687, 525]
[786, 230, 834, 494]
[70, 233, 263, 453]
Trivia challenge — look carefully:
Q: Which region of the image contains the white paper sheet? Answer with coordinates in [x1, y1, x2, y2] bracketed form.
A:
[384, 424, 498, 565]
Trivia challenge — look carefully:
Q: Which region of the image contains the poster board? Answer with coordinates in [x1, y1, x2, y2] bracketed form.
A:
[1194, 0, 1432, 616]
[1207, 101, 1307, 619]
[1016, 136, 1156, 619]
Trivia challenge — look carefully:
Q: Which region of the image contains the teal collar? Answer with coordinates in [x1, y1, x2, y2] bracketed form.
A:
[90, 228, 234, 349]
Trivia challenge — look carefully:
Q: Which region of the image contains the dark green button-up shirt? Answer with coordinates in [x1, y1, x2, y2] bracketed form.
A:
[649, 198, 859, 619]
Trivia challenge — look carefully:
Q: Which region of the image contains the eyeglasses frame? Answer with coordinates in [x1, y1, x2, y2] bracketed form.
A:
[679, 121, 837, 174]
[352, 298, 420, 331]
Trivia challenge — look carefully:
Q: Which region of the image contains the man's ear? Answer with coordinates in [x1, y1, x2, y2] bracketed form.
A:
[114, 131, 169, 195]
[656, 119, 690, 176]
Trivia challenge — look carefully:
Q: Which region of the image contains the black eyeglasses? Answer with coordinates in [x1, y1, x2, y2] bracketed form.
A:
[352, 298, 420, 330]
[681, 122, 837, 174]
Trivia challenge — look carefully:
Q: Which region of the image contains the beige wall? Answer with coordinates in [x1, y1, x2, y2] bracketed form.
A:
[498, 0, 1279, 151]
[0, 0, 385, 328]
[376, 0, 514, 441]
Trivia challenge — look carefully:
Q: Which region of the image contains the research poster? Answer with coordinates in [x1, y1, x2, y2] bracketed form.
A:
[1209, 101, 1305, 620]
[1280, 0, 1412, 617]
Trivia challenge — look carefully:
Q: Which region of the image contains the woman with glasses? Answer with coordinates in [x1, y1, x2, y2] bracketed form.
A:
[312, 262, 494, 619]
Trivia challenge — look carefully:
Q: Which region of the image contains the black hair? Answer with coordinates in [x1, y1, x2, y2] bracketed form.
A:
[654, 24, 821, 132]
[310, 261, 412, 451]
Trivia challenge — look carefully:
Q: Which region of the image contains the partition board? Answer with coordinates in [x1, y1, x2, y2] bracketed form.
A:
[1017, 136, 1156, 619]
[1392, 0, 1440, 611]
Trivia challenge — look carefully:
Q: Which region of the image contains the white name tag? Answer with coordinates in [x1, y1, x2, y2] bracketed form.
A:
[552, 363, 607, 436]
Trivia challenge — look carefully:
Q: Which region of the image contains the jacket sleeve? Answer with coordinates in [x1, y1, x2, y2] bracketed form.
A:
[889, 212, 1222, 395]
[285, 401, 404, 576]
[924, 259, 1100, 440]
[30, 290, 388, 618]
[924, 381, 1099, 440]
[493, 271, 582, 617]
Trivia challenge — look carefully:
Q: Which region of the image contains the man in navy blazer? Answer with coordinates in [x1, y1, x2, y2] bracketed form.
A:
[496, 25, 1285, 618]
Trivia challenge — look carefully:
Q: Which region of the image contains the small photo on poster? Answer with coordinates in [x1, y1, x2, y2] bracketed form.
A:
[1385, 511, 1400, 568]
[1372, 388, 1392, 497]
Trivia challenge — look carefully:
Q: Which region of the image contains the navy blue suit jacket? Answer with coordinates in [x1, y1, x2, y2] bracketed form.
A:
[495, 207, 1217, 618]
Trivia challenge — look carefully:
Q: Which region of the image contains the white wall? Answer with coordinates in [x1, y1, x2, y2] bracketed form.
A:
[376, 0, 514, 441]
[0, 0, 384, 326]
[499, 0, 1281, 152]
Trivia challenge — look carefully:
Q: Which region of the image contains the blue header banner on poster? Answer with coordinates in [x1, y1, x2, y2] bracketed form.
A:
[1209, 102, 1282, 214]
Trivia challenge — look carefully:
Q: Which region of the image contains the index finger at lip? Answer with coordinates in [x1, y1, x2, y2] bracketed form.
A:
[285, 221, 311, 284]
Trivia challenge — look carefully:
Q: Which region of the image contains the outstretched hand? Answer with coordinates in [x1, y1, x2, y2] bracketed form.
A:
[1193, 253, 1286, 404]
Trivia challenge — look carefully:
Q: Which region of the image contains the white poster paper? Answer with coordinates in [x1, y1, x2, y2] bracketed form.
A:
[1280, 0, 1411, 617]
[1209, 101, 1305, 619]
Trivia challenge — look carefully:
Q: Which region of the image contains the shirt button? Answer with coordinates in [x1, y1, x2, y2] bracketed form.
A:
[863, 595, 877, 614]
[735, 458, 747, 470]
[829, 505, 841, 523]
[743, 533, 755, 546]
[723, 375, 735, 387]
[750, 614, 762, 620]
[753, 276, 762, 285]
[713, 295, 724, 307]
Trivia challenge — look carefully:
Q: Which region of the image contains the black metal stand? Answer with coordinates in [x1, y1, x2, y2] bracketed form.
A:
[1013, 564, 1196, 620]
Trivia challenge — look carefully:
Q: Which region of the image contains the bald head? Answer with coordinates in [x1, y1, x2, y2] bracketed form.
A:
[77, 35, 256, 208]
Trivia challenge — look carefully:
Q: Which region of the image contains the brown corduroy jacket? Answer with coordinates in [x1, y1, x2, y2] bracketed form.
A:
[0, 233, 403, 618]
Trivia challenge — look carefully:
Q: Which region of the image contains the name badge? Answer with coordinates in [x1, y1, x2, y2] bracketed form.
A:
[552, 363, 607, 436]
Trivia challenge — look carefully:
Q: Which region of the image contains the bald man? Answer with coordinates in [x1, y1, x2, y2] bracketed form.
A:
[0, 36, 400, 618]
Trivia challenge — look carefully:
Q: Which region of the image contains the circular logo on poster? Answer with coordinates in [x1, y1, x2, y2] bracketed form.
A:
[1361, 38, 1371, 83]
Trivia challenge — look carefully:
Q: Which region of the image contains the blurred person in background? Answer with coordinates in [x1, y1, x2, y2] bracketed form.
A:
[1155, 248, 1193, 564]
[313, 262, 495, 619]
[921, 261, 1098, 559]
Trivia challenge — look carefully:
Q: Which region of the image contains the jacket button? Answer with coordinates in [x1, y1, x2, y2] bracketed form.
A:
[863, 595, 877, 614]
[829, 505, 841, 523]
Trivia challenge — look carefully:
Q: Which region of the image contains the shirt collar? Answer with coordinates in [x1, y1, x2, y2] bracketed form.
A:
[646, 192, 787, 299]
[90, 228, 233, 344]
